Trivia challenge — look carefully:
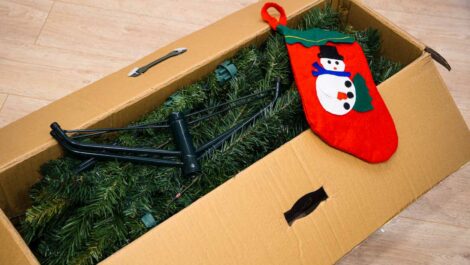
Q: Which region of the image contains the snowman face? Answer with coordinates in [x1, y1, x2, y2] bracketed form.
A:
[320, 58, 345, 72]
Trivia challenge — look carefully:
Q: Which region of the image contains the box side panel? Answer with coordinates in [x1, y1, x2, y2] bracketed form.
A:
[100, 54, 469, 265]
[346, 0, 425, 65]
[0, 209, 39, 265]
[0, 0, 322, 217]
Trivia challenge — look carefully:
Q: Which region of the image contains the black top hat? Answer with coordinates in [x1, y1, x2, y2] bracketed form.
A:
[318, 45, 343, 60]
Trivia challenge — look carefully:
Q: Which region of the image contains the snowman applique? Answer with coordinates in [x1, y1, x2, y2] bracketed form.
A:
[312, 45, 373, 115]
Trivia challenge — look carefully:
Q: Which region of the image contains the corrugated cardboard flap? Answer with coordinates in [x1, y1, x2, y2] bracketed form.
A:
[101, 54, 469, 265]
[0, 209, 39, 265]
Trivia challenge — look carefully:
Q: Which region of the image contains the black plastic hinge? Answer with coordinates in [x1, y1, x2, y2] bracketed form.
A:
[425, 46, 451, 71]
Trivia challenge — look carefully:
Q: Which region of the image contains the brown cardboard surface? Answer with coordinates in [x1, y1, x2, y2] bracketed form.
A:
[0, 0, 468, 264]
[0, 209, 39, 265]
[101, 54, 470, 265]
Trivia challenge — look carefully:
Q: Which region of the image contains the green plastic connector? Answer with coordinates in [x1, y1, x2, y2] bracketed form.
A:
[141, 213, 157, 228]
[215, 61, 237, 84]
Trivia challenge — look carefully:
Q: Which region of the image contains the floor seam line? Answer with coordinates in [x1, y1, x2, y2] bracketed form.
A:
[34, 1, 56, 45]
[399, 216, 470, 230]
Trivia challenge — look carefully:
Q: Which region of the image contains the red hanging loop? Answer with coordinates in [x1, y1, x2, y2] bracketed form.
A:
[261, 2, 287, 30]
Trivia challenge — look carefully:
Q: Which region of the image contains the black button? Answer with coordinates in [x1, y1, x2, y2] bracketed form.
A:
[344, 103, 350, 110]
[345, 81, 352, 88]
[347, 92, 354, 98]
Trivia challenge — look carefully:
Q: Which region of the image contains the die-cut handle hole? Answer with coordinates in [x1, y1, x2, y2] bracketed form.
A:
[284, 187, 328, 226]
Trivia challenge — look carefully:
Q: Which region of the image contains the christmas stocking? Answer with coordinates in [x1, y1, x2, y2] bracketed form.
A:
[261, 3, 398, 163]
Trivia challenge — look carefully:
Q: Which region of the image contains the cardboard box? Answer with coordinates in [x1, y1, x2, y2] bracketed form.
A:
[0, 0, 469, 264]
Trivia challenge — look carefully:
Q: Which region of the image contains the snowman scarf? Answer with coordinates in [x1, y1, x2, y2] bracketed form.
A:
[261, 3, 398, 163]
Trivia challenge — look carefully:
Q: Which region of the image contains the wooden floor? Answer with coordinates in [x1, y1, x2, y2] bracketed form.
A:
[1, 0, 469, 264]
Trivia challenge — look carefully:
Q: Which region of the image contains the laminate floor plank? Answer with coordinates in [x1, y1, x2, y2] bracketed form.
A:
[0, 93, 7, 110]
[0, 94, 50, 127]
[339, 216, 470, 265]
[0, 0, 53, 43]
[0, 38, 129, 72]
[0, 39, 130, 100]
[399, 166, 470, 229]
[0, 57, 97, 101]
[371, 8, 470, 63]
[59, 0, 255, 26]
[363, 0, 469, 20]
[36, 2, 204, 60]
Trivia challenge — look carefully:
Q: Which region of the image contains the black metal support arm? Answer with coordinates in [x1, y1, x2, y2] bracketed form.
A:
[50, 79, 282, 177]
[51, 123, 180, 157]
[50, 130, 183, 167]
[168, 112, 200, 176]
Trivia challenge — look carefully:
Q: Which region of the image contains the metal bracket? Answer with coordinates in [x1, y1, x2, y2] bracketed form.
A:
[425, 46, 451, 71]
[50, 79, 282, 177]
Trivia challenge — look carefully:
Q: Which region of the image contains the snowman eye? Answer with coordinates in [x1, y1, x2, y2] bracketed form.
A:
[327, 60, 331, 64]
[335, 61, 339, 65]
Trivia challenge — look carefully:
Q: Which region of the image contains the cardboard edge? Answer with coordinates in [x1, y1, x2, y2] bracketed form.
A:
[349, 0, 453, 71]
[337, 161, 470, 264]
[350, 0, 425, 51]
[377, 52, 428, 87]
[0, 208, 39, 265]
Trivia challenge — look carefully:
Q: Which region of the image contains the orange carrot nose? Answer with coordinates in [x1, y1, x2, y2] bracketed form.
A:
[337, 92, 348, 100]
